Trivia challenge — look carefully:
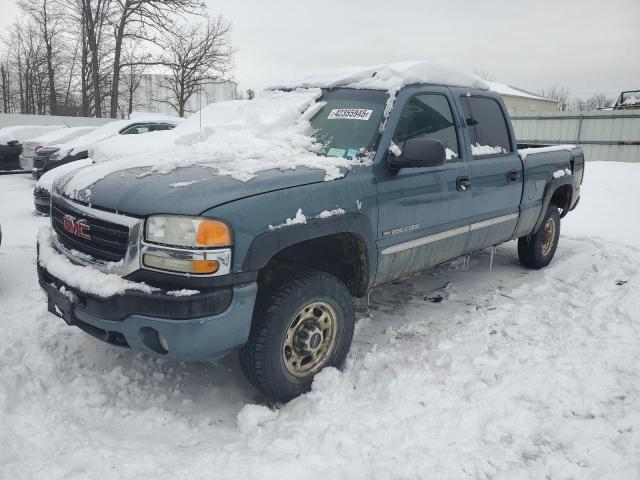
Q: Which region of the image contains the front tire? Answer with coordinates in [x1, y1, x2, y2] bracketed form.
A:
[518, 206, 561, 269]
[240, 269, 355, 402]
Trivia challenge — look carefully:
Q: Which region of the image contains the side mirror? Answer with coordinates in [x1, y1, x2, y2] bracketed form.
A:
[387, 138, 446, 171]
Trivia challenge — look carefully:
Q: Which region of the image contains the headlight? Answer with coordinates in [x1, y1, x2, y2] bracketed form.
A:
[49, 153, 59, 162]
[145, 215, 232, 248]
[143, 215, 232, 276]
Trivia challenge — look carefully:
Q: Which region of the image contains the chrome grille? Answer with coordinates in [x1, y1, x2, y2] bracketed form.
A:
[51, 198, 130, 262]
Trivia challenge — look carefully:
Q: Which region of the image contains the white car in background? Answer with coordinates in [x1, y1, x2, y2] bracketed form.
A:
[33, 117, 180, 214]
[19, 126, 97, 171]
[32, 117, 180, 178]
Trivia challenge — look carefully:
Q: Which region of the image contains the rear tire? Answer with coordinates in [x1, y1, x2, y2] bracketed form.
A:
[518, 206, 560, 269]
[240, 269, 355, 403]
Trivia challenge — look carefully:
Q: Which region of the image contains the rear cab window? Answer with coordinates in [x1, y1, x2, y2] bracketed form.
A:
[460, 96, 512, 158]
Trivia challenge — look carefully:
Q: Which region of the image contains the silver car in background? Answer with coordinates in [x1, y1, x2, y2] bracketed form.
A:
[19, 126, 97, 171]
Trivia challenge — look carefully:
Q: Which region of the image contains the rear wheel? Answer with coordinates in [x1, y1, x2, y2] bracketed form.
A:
[240, 269, 355, 402]
[518, 206, 561, 269]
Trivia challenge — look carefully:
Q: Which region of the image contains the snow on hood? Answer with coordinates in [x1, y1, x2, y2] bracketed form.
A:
[29, 126, 97, 147]
[58, 89, 371, 203]
[0, 125, 65, 144]
[269, 60, 488, 92]
[37, 159, 93, 192]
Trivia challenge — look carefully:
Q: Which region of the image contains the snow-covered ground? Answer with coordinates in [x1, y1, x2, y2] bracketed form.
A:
[1, 162, 639, 479]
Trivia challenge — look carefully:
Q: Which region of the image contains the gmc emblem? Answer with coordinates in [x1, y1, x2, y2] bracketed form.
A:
[62, 215, 91, 240]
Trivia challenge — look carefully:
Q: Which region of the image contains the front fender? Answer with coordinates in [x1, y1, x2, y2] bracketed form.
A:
[243, 212, 378, 287]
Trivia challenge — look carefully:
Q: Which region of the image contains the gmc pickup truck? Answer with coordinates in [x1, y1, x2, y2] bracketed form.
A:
[37, 62, 584, 402]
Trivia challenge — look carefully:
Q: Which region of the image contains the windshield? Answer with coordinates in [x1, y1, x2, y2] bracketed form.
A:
[310, 88, 388, 158]
[621, 91, 640, 105]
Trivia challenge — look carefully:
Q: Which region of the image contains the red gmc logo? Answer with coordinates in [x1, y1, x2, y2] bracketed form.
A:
[62, 215, 91, 240]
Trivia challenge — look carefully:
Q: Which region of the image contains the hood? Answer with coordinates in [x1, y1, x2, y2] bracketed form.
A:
[56, 164, 332, 216]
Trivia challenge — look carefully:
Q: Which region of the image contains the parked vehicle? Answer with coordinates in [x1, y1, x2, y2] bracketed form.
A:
[614, 90, 640, 110]
[0, 125, 64, 171]
[20, 126, 96, 171]
[33, 159, 93, 215]
[31, 118, 179, 178]
[36, 62, 584, 402]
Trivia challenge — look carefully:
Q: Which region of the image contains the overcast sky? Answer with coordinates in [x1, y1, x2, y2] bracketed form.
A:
[2, 0, 638, 98]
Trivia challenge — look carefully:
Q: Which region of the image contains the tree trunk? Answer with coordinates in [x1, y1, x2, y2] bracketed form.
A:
[109, 16, 127, 118]
[80, 13, 90, 116]
[42, 1, 57, 115]
[83, 0, 102, 117]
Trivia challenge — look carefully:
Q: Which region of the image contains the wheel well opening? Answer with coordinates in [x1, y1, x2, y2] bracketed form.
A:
[259, 233, 369, 298]
[551, 185, 572, 216]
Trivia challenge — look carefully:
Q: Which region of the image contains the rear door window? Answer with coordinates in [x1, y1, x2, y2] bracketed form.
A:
[460, 96, 512, 157]
[393, 94, 460, 161]
[122, 125, 151, 135]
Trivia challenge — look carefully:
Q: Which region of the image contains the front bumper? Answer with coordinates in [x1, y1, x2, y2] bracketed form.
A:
[37, 262, 258, 362]
[34, 189, 51, 215]
[19, 154, 33, 171]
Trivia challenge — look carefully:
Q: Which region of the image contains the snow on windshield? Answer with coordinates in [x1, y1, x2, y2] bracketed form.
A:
[58, 89, 374, 202]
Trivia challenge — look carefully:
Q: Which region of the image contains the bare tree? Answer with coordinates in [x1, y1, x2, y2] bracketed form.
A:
[582, 93, 614, 111]
[155, 17, 232, 117]
[245, 88, 255, 100]
[473, 68, 494, 81]
[538, 85, 570, 111]
[107, 0, 205, 118]
[76, 0, 112, 117]
[19, 0, 63, 114]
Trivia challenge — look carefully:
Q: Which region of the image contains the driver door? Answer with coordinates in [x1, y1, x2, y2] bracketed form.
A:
[374, 86, 472, 285]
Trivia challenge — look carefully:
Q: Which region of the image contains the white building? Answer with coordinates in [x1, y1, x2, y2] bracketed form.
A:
[123, 73, 239, 117]
[487, 81, 559, 116]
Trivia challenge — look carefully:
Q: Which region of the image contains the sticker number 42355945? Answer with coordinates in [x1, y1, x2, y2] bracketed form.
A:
[327, 108, 373, 121]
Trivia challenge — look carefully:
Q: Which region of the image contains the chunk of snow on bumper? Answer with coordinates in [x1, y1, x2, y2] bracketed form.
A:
[37, 226, 156, 297]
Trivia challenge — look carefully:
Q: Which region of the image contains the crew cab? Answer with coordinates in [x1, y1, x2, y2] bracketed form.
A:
[36, 62, 584, 402]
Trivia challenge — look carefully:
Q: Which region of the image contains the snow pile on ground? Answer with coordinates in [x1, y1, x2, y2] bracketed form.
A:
[519, 144, 577, 160]
[57, 90, 371, 202]
[271, 60, 488, 92]
[471, 143, 506, 156]
[1, 162, 640, 479]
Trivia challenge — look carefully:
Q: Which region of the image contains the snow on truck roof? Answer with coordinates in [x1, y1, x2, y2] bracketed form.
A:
[270, 61, 489, 92]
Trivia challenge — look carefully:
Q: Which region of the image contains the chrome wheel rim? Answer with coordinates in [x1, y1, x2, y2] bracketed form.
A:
[283, 301, 337, 377]
[541, 217, 556, 256]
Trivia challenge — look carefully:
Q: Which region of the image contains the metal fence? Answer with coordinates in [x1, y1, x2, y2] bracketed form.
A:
[511, 110, 640, 162]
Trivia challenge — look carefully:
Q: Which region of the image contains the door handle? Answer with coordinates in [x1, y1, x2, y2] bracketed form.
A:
[456, 176, 470, 192]
[506, 169, 520, 182]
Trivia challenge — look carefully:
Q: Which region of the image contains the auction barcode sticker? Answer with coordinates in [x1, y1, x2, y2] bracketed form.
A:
[327, 108, 373, 121]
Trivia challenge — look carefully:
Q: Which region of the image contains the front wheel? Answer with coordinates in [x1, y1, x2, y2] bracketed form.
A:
[240, 269, 355, 403]
[518, 206, 561, 269]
